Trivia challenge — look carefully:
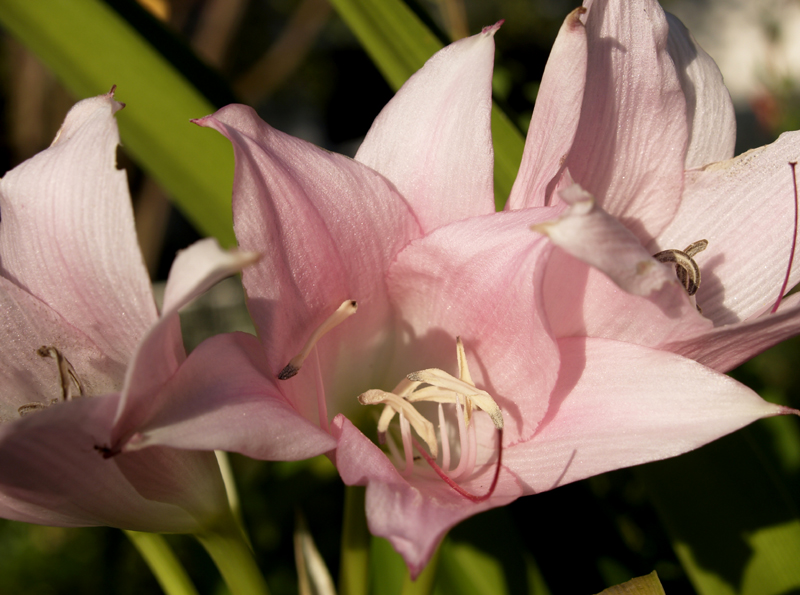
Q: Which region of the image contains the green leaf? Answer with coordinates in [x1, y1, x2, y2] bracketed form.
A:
[327, 0, 525, 209]
[637, 428, 800, 595]
[597, 571, 665, 595]
[0, 0, 236, 245]
[434, 509, 549, 595]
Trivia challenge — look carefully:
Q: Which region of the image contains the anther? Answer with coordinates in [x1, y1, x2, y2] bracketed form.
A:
[18, 346, 84, 417]
[406, 368, 504, 430]
[37, 345, 85, 401]
[278, 300, 358, 380]
[654, 240, 708, 312]
[359, 389, 438, 458]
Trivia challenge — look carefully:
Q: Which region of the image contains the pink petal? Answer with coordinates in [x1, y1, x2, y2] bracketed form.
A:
[0, 92, 156, 365]
[665, 293, 800, 372]
[503, 337, 789, 493]
[124, 332, 336, 460]
[0, 276, 123, 421]
[355, 25, 498, 230]
[654, 131, 800, 325]
[112, 239, 256, 447]
[0, 394, 223, 532]
[665, 13, 736, 168]
[332, 415, 522, 578]
[533, 184, 679, 296]
[566, 0, 688, 242]
[162, 238, 259, 315]
[195, 106, 423, 421]
[387, 209, 562, 445]
[542, 247, 712, 345]
[507, 8, 588, 210]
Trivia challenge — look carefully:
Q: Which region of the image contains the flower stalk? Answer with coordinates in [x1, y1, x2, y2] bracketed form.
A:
[339, 485, 370, 595]
[125, 530, 199, 595]
[195, 517, 271, 595]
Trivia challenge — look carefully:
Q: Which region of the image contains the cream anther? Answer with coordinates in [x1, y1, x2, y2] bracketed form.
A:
[406, 369, 504, 430]
[358, 389, 438, 458]
[278, 300, 358, 380]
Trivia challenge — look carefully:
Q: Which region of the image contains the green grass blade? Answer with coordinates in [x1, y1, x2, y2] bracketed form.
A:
[0, 0, 235, 245]
[327, 0, 524, 208]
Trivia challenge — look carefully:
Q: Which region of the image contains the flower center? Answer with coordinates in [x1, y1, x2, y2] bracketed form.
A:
[653, 239, 708, 311]
[357, 337, 504, 483]
[18, 346, 85, 417]
[278, 302, 505, 501]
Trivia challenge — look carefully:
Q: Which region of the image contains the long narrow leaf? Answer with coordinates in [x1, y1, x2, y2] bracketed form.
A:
[0, 0, 235, 245]
[327, 0, 524, 208]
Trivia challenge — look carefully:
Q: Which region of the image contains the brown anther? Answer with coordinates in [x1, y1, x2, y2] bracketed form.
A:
[653, 240, 708, 307]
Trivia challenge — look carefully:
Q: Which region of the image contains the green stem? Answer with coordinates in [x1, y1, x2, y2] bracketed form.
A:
[195, 521, 271, 595]
[400, 542, 441, 595]
[339, 485, 370, 595]
[124, 530, 199, 595]
[214, 450, 251, 547]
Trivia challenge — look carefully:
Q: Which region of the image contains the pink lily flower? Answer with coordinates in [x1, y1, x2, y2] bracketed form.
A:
[0, 90, 255, 533]
[512, 0, 800, 376]
[124, 0, 797, 575]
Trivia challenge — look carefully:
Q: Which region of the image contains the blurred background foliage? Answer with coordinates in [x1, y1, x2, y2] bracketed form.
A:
[0, 0, 799, 593]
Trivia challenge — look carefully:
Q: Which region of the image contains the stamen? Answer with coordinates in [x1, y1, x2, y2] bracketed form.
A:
[456, 337, 473, 385]
[36, 345, 85, 401]
[412, 428, 504, 503]
[356, 337, 504, 487]
[653, 241, 707, 296]
[20, 346, 85, 416]
[438, 403, 450, 473]
[399, 412, 414, 475]
[18, 402, 50, 417]
[449, 394, 471, 480]
[278, 300, 358, 380]
[407, 368, 504, 429]
[312, 349, 329, 432]
[772, 162, 798, 314]
[358, 389, 438, 458]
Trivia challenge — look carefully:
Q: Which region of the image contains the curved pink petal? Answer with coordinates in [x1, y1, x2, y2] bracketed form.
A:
[0, 277, 123, 422]
[654, 131, 800, 325]
[332, 414, 522, 579]
[0, 395, 221, 532]
[507, 8, 588, 210]
[387, 209, 561, 445]
[534, 183, 679, 296]
[503, 337, 790, 493]
[195, 106, 423, 421]
[355, 25, 498, 230]
[0, 92, 155, 365]
[542, 248, 711, 345]
[112, 239, 257, 447]
[162, 238, 259, 315]
[566, 0, 687, 243]
[665, 13, 736, 168]
[665, 293, 800, 372]
[124, 332, 336, 460]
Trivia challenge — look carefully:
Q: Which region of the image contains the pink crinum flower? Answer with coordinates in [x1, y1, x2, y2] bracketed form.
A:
[121, 0, 798, 575]
[0, 90, 254, 532]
